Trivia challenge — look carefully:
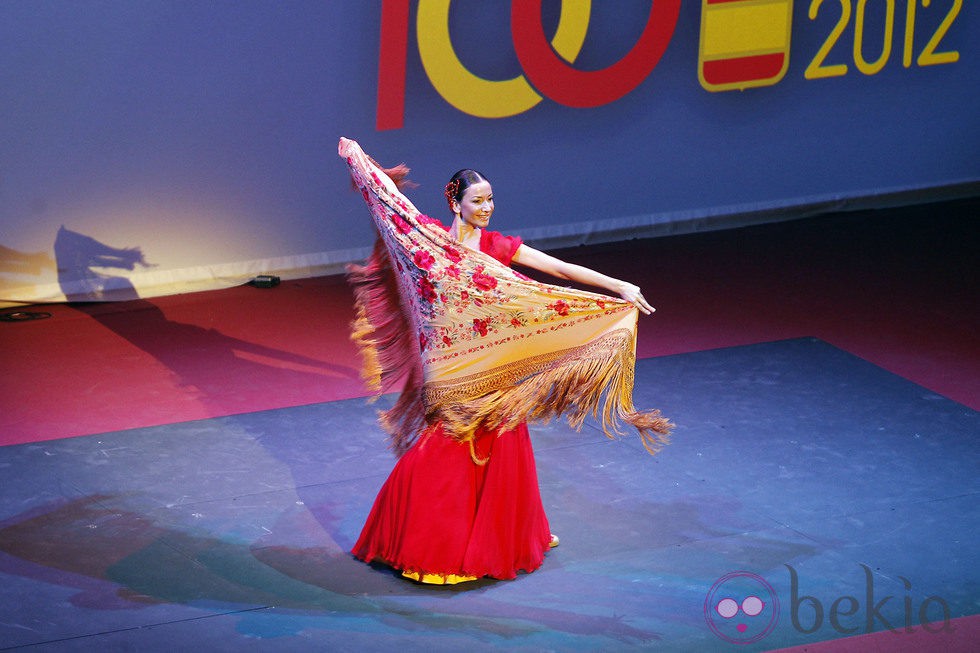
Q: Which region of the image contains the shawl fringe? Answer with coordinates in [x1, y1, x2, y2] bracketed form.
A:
[346, 237, 427, 454]
[423, 329, 673, 454]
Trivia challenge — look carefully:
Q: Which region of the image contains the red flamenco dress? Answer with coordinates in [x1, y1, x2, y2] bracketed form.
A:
[352, 228, 553, 584]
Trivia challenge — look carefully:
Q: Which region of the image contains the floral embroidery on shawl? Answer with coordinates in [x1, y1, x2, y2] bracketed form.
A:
[340, 137, 672, 458]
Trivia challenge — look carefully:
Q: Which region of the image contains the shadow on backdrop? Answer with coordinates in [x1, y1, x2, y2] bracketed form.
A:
[55, 225, 151, 302]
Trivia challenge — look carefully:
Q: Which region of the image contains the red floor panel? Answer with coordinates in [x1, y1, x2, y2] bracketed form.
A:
[1, 199, 976, 447]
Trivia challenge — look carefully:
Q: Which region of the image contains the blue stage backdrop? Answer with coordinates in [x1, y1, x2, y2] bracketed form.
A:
[1, 1, 976, 304]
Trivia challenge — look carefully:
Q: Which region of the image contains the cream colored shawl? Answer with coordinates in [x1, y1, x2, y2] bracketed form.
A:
[340, 137, 671, 458]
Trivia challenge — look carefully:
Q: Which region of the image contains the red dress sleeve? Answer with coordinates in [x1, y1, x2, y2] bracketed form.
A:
[480, 229, 523, 266]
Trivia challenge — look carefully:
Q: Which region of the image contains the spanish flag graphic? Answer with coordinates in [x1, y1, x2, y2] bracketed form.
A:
[699, 0, 793, 92]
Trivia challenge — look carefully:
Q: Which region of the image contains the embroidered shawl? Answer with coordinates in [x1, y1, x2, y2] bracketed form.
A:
[340, 137, 672, 457]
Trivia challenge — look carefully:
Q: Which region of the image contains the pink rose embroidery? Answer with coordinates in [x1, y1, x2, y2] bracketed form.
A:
[413, 250, 435, 270]
[419, 331, 428, 351]
[418, 277, 437, 303]
[550, 300, 570, 316]
[473, 318, 490, 337]
[392, 215, 412, 234]
[442, 335, 453, 347]
[442, 245, 463, 263]
[446, 265, 461, 280]
[472, 267, 497, 291]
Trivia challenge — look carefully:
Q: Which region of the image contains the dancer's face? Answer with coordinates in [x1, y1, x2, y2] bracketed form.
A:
[454, 180, 494, 230]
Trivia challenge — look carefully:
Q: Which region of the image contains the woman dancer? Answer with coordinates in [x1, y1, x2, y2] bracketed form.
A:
[341, 138, 670, 584]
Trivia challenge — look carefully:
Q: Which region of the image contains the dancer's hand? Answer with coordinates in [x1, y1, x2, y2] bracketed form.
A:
[619, 282, 655, 315]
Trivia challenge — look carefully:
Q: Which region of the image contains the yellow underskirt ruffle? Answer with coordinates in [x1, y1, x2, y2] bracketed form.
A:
[402, 570, 479, 585]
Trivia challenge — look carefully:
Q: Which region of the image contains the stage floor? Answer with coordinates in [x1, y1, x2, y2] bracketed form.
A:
[1, 338, 976, 651]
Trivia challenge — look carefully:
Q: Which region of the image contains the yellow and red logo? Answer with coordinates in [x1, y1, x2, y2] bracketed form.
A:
[698, 0, 794, 92]
[377, 0, 681, 130]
